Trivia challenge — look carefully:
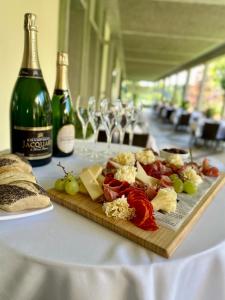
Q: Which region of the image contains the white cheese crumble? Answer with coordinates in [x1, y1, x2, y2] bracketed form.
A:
[136, 150, 156, 165]
[114, 166, 137, 184]
[182, 166, 203, 186]
[113, 152, 135, 166]
[102, 196, 135, 220]
[167, 154, 184, 167]
[151, 188, 177, 213]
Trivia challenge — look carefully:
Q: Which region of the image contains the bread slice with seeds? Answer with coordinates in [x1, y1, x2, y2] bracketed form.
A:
[0, 180, 51, 212]
[0, 171, 36, 185]
[0, 154, 32, 174]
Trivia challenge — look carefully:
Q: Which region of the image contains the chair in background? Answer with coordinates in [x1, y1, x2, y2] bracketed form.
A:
[97, 130, 107, 142]
[123, 132, 149, 147]
[161, 108, 175, 124]
[97, 130, 119, 143]
[174, 113, 191, 131]
[194, 122, 220, 148]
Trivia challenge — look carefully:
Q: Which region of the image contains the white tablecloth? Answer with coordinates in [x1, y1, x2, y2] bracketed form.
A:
[1, 142, 225, 300]
[217, 120, 225, 140]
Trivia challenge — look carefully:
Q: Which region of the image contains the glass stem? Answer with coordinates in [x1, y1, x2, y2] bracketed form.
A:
[129, 129, 134, 146]
[119, 129, 125, 144]
[82, 124, 87, 140]
[94, 128, 99, 144]
[107, 130, 112, 151]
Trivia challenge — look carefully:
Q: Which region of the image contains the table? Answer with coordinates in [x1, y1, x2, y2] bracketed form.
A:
[1, 142, 225, 300]
[217, 120, 225, 140]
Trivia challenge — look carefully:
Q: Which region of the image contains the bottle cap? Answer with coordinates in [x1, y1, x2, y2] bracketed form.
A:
[57, 52, 69, 66]
[24, 13, 37, 31]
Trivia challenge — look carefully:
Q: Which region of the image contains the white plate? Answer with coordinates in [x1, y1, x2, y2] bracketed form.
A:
[0, 202, 53, 221]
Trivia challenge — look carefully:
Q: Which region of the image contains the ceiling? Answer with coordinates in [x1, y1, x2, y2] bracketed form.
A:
[110, 0, 225, 81]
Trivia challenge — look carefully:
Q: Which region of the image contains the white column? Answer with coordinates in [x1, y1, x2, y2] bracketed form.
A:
[182, 69, 191, 102]
[58, 0, 71, 52]
[196, 64, 208, 111]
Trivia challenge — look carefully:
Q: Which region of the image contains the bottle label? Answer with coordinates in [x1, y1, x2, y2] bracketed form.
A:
[57, 125, 75, 154]
[12, 126, 52, 160]
[19, 68, 43, 79]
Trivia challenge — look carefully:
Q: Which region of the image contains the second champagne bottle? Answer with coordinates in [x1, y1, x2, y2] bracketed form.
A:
[52, 52, 75, 157]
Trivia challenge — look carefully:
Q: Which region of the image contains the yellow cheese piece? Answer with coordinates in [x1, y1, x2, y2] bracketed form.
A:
[82, 164, 103, 179]
[80, 169, 103, 200]
[136, 161, 159, 187]
[78, 179, 89, 195]
[97, 174, 105, 186]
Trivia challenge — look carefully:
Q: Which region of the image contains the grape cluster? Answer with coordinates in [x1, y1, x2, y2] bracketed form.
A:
[54, 162, 79, 195]
[170, 174, 197, 195]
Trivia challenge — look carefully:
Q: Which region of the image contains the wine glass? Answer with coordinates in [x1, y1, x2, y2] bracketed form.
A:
[100, 98, 116, 156]
[119, 100, 134, 144]
[76, 96, 90, 154]
[110, 99, 123, 144]
[129, 101, 143, 145]
[87, 96, 102, 159]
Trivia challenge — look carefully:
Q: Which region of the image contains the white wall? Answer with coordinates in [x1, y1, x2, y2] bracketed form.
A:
[0, 0, 59, 150]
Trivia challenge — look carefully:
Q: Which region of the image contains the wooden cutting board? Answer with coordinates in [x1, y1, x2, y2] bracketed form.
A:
[48, 174, 225, 258]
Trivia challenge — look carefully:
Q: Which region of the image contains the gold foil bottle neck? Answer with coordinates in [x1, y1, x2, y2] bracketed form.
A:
[57, 52, 69, 66]
[24, 13, 37, 31]
[21, 13, 40, 69]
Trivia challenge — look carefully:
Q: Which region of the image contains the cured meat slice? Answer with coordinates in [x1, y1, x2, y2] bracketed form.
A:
[103, 177, 131, 201]
[142, 160, 173, 179]
[128, 189, 158, 231]
[201, 159, 219, 177]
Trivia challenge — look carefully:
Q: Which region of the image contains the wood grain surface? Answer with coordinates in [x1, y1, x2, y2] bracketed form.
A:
[48, 174, 225, 258]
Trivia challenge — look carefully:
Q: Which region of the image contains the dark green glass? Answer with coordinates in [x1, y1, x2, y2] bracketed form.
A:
[10, 14, 52, 167]
[10, 74, 52, 166]
[52, 89, 75, 157]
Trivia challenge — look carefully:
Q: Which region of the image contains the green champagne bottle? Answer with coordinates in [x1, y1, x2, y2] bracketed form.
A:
[52, 52, 75, 157]
[10, 13, 52, 167]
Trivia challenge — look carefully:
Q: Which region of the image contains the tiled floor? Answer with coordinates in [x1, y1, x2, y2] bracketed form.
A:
[145, 109, 225, 169]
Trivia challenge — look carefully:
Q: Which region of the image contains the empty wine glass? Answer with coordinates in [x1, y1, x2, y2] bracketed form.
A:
[110, 99, 123, 144]
[100, 98, 116, 156]
[76, 95, 90, 154]
[87, 96, 102, 159]
[129, 102, 143, 145]
[119, 100, 134, 144]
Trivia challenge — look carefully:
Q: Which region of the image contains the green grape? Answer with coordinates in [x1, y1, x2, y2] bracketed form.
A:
[54, 178, 65, 191]
[170, 174, 179, 182]
[66, 172, 75, 181]
[172, 178, 184, 193]
[65, 179, 79, 195]
[183, 181, 197, 195]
